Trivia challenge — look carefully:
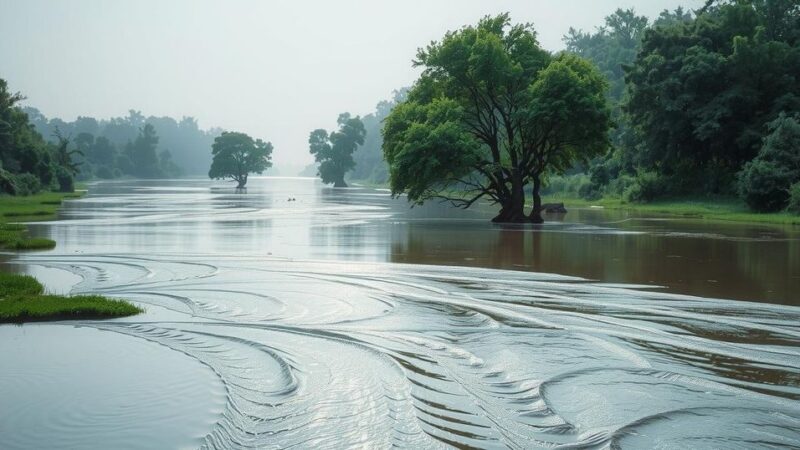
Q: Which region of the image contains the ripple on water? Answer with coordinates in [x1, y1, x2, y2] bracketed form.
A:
[4, 253, 800, 449]
[0, 324, 226, 450]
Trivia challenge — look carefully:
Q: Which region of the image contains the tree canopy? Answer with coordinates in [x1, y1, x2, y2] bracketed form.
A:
[309, 113, 366, 187]
[208, 131, 273, 188]
[383, 14, 611, 222]
[624, 0, 800, 191]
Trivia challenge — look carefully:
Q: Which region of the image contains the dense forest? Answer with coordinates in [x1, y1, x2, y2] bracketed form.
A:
[1, 82, 223, 195]
[24, 108, 222, 179]
[343, 1, 799, 216]
[550, 1, 800, 213]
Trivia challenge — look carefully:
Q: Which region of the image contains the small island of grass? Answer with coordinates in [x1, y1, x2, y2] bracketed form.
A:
[0, 272, 143, 323]
[0, 191, 84, 251]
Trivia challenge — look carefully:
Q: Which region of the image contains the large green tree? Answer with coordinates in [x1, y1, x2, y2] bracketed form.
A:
[208, 131, 273, 188]
[383, 14, 611, 223]
[309, 113, 366, 187]
[0, 78, 55, 193]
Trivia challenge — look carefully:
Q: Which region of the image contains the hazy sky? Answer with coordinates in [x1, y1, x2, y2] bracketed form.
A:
[0, 0, 703, 171]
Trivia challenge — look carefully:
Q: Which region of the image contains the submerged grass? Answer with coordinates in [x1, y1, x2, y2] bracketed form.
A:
[0, 190, 85, 250]
[0, 273, 143, 323]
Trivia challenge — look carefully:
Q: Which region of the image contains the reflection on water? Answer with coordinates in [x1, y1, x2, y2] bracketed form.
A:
[23, 177, 800, 305]
[1, 177, 799, 449]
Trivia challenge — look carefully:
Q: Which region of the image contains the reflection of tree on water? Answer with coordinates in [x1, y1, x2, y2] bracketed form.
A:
[389, 214, 800, 305]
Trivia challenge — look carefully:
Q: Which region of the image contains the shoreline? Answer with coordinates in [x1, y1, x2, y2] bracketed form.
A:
[0, 186, 143, 323]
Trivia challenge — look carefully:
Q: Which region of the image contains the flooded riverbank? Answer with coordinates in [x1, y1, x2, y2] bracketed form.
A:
[1, 177, 799, 448]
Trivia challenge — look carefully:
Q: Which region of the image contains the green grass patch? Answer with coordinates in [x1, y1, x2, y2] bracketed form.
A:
[0, 273, 143, 323]
[0, 190, 85, 251]
[540, 194, 800, 226]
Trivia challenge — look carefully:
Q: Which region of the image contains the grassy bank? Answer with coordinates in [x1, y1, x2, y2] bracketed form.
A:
[0, 190, 84, 250]
[0, 272, 142, 323]
[541, 195, 800, 226]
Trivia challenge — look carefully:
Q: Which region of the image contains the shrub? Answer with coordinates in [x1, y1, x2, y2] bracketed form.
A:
[55, 166, 75, 193]
[788, 182, 800, 215]
[624, 171, 666, 203]
[0, 168, 19, 195]
[738, 114, 800, 212]
[13, 173, 43, 196]
[738, 159, 793, 212]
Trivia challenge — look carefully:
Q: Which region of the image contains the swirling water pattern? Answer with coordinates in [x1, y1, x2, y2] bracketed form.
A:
[2, 178, 799, 449]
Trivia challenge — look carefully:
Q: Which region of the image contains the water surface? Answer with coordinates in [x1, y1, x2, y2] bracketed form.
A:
[1, 177, 799, 449]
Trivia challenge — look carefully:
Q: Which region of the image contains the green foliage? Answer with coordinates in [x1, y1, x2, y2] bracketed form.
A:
[738, 113, 800, 211]
[787, 182, 800, 214]
[25, 108, 221, 176]
[624, 171, 668, 203]
[309, 113, 366, 187]
[0, 79, 56, 191]
[209, 131, 273, 188]
[564, 8, 648, 102]
[350, 89, 407, 183]
[55, 166, 74, 193]
[383, 99, 480, 201]
[126, 124, 161, 178]
[0, 273, 142, 323]
[11, 173, 42, 196]
[625, 2, 800, 190]
[383, 14, 611, 222]
[0, 273, 43, 296]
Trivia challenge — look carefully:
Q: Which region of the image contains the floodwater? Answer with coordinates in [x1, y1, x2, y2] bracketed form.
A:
[1, 177, 799, 449]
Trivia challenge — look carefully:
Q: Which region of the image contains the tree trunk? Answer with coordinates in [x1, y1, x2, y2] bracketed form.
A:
[492, 169, 529, 223]
[528, 174, 544, 224]
[333, 176, 347, 188]
[235, 175, 247, 189]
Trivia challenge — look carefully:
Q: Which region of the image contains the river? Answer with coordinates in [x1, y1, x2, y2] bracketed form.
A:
[1, 177, 799, 449]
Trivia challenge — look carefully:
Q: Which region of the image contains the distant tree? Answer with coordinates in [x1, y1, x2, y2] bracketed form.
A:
[208, 131, 273, 188]
[564, 8, 648, 101]
[127, 124, 162, 178]
[350, 88, 408, 183]
[88, 136, 117, 167]
[158, 149, 181, 177]
[52, 129, 82, 192]
[308, 113, 366, 187]
[383, 14, 610, 223]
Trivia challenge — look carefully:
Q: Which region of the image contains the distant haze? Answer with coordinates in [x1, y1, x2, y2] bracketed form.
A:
[0, 0, 704, 173]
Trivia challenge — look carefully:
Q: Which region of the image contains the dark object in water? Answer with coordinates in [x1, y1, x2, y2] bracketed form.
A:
[541, 202, 567, 213]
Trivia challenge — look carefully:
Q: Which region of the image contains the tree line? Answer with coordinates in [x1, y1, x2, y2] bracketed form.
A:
[25, 108, 222, 180]
[562, 0, 800, 213]
[311, 1, 799, 220]
[1, 78, 225, 195]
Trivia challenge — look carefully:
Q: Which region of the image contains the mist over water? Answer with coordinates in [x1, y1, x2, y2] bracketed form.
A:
[1, 178, 799, 448]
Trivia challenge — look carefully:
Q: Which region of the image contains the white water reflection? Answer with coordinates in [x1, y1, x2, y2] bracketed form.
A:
[1, 178, 799, 449]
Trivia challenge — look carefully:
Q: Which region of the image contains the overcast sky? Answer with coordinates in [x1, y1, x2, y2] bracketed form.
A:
[0, 0, 704, 171]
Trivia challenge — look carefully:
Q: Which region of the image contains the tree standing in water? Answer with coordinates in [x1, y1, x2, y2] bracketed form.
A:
[208, 131, 273, 188]
[382, 14, 611, 223]
[309, 113, 366, 187]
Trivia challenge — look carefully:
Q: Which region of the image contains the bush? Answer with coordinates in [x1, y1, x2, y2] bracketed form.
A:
[0, 168, 19, 195]
[55, 167, 74, 193]
[738, 114, 800, 212]
[738, 159, 793, 212]
[788, 182, 800, 215]
[13, 173, 43, 196]
[624, 171, 666, 203]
